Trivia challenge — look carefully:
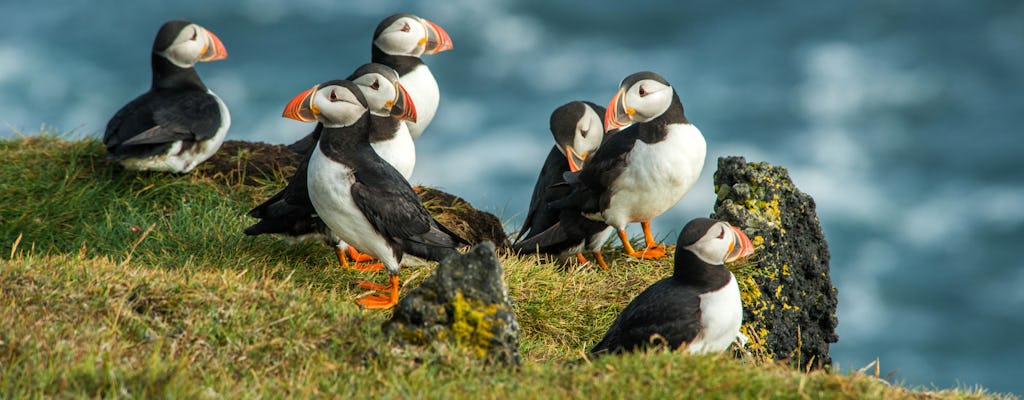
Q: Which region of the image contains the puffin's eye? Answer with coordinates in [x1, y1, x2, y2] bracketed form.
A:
[580, 129, 588, 138]
[370, 79, 380, 90]
[400, 22, 411, 32]
[717, 226, 726, 239]
[329, 90, 338, 101]
[190, 28, 198, 41]
[638, 86, 648, 97]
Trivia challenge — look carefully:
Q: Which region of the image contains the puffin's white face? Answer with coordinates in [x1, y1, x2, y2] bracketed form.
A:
[309, 85, 366, 128]
[374, 16, 430, 57]
[621, 78, 673, 123]
[556, 105, 605, 171]
[158, 24, 226, 68]
[353, 72, 400, 117]
[684, 222, 754, 265]
[571, 105, 605, 160]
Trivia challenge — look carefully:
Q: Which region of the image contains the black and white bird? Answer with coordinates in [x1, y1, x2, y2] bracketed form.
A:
[554, 71, 707, 260]
[285, 80, 464, 309]
[590, 218, 755, 356]
[370, 13, 453, 139]
[245, 64, 417, 268]
[512, 101, 614, 269]
[103, 20, 230, 173]
[287, 13, 451, 165]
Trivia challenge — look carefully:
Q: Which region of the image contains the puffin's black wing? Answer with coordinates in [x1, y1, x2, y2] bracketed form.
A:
[551, 126, 639, 214]
[351, 162, 438, 241]
[515, 146, 570, 243]
[351, 161, 464, 262]
[590, 278, 702, 355]
[511, 208, 608, 255]
[104, 89, 222, 156]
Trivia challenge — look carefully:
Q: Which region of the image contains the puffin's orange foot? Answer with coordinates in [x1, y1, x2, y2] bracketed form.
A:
[630, 245, 667, 259]
[357, 280, 391, 291]
[347, 247, 375, 263]
[412, 185, 424, 193]
[355, 276, 400, 309]
[351, 262, 385, 272]
[357, 294, 397, 309]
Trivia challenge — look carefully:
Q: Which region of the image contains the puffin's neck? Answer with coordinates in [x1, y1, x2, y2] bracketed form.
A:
[151, 54, 206, 91]
[636, 92, 688, 144]
[673, 250, 731, 289]
[369, 114, 400, 143]
[318, 114, 372, 161]
[371, 45, 424, 76]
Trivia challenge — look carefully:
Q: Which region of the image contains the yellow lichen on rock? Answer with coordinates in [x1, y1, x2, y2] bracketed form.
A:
[449, 292, 499, 358]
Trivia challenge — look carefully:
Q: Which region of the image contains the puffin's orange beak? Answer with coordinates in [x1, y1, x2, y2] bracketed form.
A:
[725, 226, 755, 263]
[564, 145, 587, 172]
[391, 82, 418, 123]
[604, 88, 633, 131]
[423, 19, 453, 54]
[198, 29, 228, 62]
[282, 85, 319, 122]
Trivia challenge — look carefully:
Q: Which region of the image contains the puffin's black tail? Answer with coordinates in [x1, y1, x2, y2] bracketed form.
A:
[400, 217, 470, 262]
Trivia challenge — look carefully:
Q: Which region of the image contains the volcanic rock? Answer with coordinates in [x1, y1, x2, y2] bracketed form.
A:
[712, 156, 839, 369]
[383, 242, 520, 365]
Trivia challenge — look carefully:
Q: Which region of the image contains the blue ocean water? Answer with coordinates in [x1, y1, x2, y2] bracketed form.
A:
[2, 0, 1022, 394]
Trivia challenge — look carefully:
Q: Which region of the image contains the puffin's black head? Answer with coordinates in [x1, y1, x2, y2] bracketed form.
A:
[549, 101, 606, 172]
[373, 13, 453, 57]
[348, 63, 418, 122]
[282, 80, 370, 128]
[152, 20, 227, 68]
[604, 71, 676, 131]
[676, 218, 755, 267]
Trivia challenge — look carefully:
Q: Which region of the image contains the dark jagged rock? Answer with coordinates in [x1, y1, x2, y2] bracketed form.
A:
[711, 156, 838, 369]
[418, 187, 510, 249]
[383, 242, 520, 365]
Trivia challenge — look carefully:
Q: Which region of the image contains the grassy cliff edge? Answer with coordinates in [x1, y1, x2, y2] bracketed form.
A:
[0, 135, 1010, 399]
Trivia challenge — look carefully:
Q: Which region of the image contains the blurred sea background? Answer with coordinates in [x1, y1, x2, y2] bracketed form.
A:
[2, 0, 1022, 394]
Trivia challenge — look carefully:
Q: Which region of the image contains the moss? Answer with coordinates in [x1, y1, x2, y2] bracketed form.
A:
[448, 292, 498, 358]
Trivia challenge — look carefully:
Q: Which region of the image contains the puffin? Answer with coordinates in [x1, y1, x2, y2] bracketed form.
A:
[370, 13, 453, 139]
[512, 101, 614, 269]
[103, 20, 230, 173]
[286, 80, 465, 309]
[286, 13, 451, 164]
[554, 71, 707, 260]
[589, 218, 755, 356]
[244, 64, 417, 269]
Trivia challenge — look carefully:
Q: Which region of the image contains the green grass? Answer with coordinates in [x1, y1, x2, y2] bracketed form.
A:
[0, 134, 1013, 399]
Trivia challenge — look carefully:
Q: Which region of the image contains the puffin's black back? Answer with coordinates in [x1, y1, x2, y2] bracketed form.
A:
[103, 19, 220, 158]
[589, 278, 703, 355]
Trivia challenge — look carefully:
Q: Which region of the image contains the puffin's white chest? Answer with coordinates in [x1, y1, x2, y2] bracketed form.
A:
[119, 89, 231, 173]
[306, 144, 396, 272]
[688, 273, 743, 354]
[400, 65, 439, 140]
[602, 123, 706, 229]
[370, 124, 417, 179]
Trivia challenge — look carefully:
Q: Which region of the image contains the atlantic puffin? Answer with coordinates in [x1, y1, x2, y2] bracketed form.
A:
[554, 71, 707, 260]
[103, 20, 230, 173]
[286, 13, 451, 157]
[512, 101, 614, 269]
[286, 80, 464, 309]
[370, 13, 453, 139]
[245, 65, 417, 270]
[590, 218, 755, 356]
